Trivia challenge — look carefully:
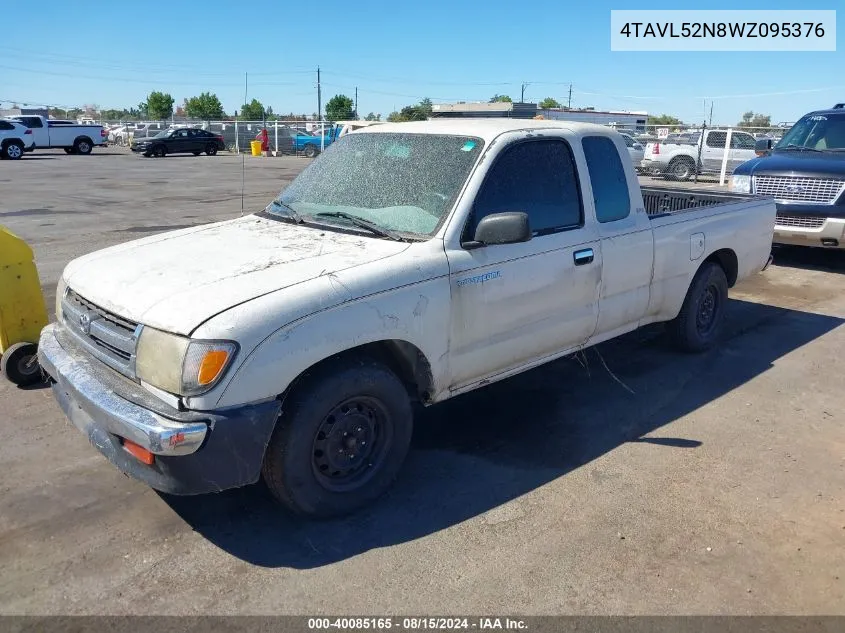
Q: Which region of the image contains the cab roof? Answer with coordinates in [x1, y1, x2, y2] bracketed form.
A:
[356, 118, 618, 144]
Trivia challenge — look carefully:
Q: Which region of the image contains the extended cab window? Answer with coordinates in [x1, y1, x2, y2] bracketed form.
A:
[469, 139, 582, 238]
[582, 136, 631, 223]
[707, 131, 728, 149]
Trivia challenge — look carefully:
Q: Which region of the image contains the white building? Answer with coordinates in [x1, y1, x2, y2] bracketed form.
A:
[537, 109, 649, 133]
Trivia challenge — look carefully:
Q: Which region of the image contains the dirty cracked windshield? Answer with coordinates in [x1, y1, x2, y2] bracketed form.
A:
[268, 132, 484, 236]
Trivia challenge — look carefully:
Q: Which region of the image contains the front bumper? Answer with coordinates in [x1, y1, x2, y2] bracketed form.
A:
[130, 145, 149, 153]
[774, 216, 845, 249]
[38, 323, 281, 494]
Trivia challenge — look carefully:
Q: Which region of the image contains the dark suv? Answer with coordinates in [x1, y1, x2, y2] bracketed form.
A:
[731, 103, 845, 249]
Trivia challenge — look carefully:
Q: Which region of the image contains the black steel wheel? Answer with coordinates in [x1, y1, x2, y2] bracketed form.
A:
[153, 145, 166, 158]
[668, 262, 729, 353]
[205, 143, 217, 156]
[262, 356, 413, 518]
[1, 342, 42, 386]
[311, 395, 394, 492]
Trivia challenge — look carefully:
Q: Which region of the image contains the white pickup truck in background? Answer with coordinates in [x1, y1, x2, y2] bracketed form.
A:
[3, 115, 107, 154]
[38, 120, 776, 518]
[641, 128, 758, 180]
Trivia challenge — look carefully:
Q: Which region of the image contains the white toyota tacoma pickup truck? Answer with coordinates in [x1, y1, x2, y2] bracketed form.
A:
[38, 120, 776, 517]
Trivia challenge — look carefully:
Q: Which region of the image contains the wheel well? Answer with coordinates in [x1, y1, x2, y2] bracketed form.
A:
[74, 135, 93, 145]
[704, 248, 738, 287]
[285, 340, 435, 405]
[670, 155, 695, 165]
[2, 138, 22, 147]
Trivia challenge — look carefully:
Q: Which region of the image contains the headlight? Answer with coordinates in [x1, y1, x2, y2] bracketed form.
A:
[55, 276, 67, 322]
[135, 327, 238, 396]
[729, 174, 751, 194]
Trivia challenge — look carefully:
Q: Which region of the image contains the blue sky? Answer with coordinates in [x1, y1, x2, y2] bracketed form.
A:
[0, 0, 841, 124]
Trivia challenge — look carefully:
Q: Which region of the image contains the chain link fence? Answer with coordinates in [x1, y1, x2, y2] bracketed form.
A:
[97, 117, 794, 185]
[100, 119, 338, 157]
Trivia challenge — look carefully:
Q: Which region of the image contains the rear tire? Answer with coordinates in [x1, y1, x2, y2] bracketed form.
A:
[303, 143, 318, 158]
[261, 357, 413, 518]
[205, 143, 217, 156]
[1, 342, 42, 386]
[668, 156, 695, 181]
[73, 138, 93, 155]
[3, 141, 24, 160]
[667, 262, 729, 353]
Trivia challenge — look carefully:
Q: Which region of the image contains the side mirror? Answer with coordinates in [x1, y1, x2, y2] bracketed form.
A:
[755, 138, 773, 156]
[463, 212, 531, 249]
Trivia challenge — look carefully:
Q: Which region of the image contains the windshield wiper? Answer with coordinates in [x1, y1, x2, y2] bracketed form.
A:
[267, 198, 303, 223]
[313, 212, 407, 242]
[779, 144, 822, 152]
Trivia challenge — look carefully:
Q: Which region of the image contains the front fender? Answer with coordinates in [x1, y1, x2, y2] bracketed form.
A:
[196, 277, 451, 410]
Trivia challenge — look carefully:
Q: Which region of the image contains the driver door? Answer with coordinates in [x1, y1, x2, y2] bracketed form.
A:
[445, 136, 601, 389]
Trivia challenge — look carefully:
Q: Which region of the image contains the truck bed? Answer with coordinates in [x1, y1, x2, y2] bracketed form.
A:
[642, 186, 759, 219]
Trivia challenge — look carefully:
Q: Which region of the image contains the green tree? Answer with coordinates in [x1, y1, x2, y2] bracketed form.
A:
[647, 114, 683, 126]
[145, 91, 174, 119]
[539, 97, 561, 109]
[184, 92, 225, 120]
[365, 112, 381, 121]
[386, 111, 402, 122]
[325, 94, 354, 121]
[489, 94, 512, 103]
[737, 111, 772, 129]
[239, 98, 265, 120]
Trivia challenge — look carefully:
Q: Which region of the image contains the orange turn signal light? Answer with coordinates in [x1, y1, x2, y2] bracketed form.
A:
[197, 350, 230, 386]
[123, 439, 155, 465]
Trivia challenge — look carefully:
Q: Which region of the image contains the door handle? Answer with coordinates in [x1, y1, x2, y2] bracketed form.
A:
[573, 248, 594, 266]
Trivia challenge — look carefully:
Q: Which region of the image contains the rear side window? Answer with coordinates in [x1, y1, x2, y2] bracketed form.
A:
[582, 136, 631, 224]
[470, 139, 583, 237]
[0, 121, 14, 130]
[707, 131, 728, 148]
[621, 134, 634, 147]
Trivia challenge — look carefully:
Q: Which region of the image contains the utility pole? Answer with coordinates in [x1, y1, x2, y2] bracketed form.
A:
[567, 84, 572, 110]
[316, 66, 322, 122]
[709, 101, 714, 126]
[355, 86, 358, 119]
[244, 72, 248, 108]
[521, 82, 527, 102]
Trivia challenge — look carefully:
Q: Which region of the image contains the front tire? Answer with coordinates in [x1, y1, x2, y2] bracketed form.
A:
[262, 357, 413, 518]
[1, 342, 42, 386]
[667, 262, 729, 353]
[153, 145, 166, 158]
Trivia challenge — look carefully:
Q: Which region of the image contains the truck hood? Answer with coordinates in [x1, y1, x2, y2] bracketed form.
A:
[736, 150, 845, 177]
[63, 215, 410, 335]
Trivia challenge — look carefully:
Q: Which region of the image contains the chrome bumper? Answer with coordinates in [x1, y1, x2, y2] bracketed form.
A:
[773, 217, 845, 249]
[38, 323, 207, 456]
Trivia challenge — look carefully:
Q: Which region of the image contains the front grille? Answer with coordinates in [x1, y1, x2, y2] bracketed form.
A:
[775, 214, 826, 229]
[61, 289, 141, 378]
[753, 175, 845, 205]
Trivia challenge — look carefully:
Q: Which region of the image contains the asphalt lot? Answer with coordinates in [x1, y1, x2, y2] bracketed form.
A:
[1, 149, 844, 615]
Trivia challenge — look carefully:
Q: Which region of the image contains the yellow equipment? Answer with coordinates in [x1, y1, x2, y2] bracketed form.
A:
[0, 226, 48, 386]
[250, 140, 262, 156]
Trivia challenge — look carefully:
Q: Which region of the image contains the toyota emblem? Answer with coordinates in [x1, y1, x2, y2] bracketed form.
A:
[79, 313, 91, 334]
